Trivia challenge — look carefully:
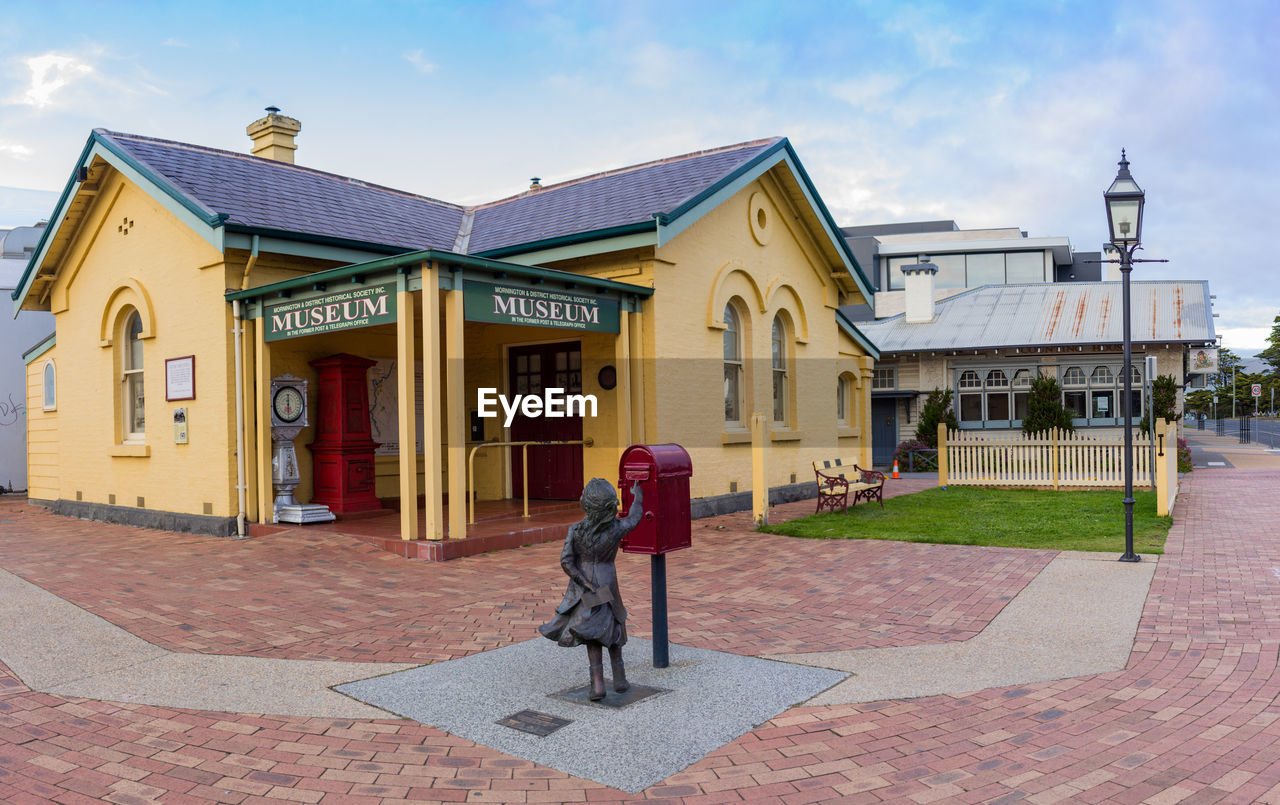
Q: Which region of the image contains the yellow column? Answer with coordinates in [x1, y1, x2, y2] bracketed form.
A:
[937, 422, 948, 487]
[1155, 418, 1171, 516]
[243, 317, 259, 518]
[751, 411, 769, 527]
[421, 269, 444, 540]
[253, 317, 273, 523]
[396, 286, 419, 540]
[615, 311, 632, 456]
[628, 306, 645, 444]
[445, 282, 466, 540]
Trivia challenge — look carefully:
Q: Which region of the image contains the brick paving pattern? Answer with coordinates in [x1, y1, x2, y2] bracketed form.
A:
[2, 470, 1278, 803]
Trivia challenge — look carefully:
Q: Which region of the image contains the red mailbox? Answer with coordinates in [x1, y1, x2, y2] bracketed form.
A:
[619, 443, 693, 555]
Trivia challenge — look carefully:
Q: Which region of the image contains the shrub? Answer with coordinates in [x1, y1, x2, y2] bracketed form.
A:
[914, 388, 958, 448]
[1177, 437, 1192, 473]
[1022, 375, 1075, 433]
[893, 439, 938, 471]
[1140, 374, 1180, 435]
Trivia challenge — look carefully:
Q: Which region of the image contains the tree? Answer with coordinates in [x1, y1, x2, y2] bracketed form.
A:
[914, 388, 958, 448]
[1139, 374, 1179, 434]
[1184, 388, 1214, 417]
[1022, 375, 1075, 433]
[1258, 314, 1280, 375]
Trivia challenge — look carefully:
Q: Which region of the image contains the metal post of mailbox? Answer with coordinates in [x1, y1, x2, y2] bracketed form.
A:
[618, 442, 691, 671]
[651, 554, 669, 668]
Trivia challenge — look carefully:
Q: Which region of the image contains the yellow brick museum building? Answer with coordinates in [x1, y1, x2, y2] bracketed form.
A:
[13, 111, 878, 553]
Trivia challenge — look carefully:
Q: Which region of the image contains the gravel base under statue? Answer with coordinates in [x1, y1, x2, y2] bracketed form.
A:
[539, 477, 644, 700]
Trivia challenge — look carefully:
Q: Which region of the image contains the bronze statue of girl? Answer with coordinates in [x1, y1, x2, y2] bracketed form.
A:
[539, 477, 643, 700]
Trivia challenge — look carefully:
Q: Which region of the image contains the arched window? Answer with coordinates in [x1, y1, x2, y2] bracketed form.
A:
[1012, 369, 1032, 422]
[957, 370, 982, 422]
[985, 369, 1010, 422]
[42, 360, 56, 411]
[723, 303, 744, 425]
[771, 314, 788, 424]
[1061, 366, 1086, 386]
[1089, 366, 1115, 420]
[121, 309, 145, 439]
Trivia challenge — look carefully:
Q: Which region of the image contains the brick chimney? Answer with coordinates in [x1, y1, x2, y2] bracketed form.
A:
[246, 106, 301, 163]
[902, 255, 938, 324]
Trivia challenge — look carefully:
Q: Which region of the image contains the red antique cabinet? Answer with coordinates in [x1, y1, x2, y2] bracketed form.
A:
[308, 354, 382, 515]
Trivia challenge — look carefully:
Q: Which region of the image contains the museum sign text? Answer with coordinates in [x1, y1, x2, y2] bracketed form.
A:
[264, 283, 397, 341]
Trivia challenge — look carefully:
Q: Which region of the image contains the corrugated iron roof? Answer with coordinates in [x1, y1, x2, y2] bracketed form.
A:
[859, 280, 1215, 353]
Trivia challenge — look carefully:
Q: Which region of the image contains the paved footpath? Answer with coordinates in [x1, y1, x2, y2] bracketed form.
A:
[2, 472, 1280, 803]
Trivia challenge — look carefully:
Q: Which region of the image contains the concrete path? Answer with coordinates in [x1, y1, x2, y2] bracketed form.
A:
[1185, 430, 1280, 470]
[770, 551, 1156, 704]
[0, 569, 411, 718]
[0, 547, 1154, 720]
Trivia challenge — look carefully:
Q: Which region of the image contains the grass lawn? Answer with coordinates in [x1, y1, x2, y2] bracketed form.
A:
[764, 487, 1171, 554]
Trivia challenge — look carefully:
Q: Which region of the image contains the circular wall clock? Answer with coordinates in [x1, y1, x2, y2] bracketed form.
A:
[272, 385, 305, 423]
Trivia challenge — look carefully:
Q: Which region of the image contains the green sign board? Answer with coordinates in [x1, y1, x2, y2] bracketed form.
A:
[264, 282, 397, 341]
[464, 280, 619, 333]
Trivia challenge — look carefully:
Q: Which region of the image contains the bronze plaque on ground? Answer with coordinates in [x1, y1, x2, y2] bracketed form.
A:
[496, 710, 572, 737]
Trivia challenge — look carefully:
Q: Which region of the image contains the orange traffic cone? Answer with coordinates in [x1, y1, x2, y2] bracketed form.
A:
[892, 460, 900, 479]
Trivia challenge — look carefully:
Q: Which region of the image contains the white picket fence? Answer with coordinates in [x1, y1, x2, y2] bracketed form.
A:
[941, 428, 1152, 488]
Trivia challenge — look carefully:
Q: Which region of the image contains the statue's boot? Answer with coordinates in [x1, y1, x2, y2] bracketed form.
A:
[587, 644, 606, 701]
[609, 645, 629, 693]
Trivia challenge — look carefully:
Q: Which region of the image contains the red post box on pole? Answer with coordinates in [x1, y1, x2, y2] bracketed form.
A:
[619, 443, 692, 667]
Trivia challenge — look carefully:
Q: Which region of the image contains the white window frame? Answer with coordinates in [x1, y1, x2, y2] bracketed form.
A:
[121, 310, 145, 442]
[42, 359, 56, 411]
[771, 314, 789, 426]
[723, 302, 744, 427]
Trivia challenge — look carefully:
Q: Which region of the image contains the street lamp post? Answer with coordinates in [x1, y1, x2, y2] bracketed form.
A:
[1104, 150, 1145, 563]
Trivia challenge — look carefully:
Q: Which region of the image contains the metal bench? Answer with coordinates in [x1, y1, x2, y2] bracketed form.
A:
[813, 459, 886, 514]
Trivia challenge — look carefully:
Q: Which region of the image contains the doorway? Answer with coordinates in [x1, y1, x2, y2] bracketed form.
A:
[872, 397, 898, 467]
[507, 341, 584, 500]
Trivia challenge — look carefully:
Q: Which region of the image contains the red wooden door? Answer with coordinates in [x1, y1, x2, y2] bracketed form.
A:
[508, 342, 584, 500]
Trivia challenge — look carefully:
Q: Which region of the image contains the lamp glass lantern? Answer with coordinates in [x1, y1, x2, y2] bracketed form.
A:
[1105, 151, 1145, 247]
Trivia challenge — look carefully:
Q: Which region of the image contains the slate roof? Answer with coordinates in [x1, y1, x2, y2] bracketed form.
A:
[102, 131, 465, 251]
[96, 130, 780, 257]
[857, 280, 1216, 353]
[469, 141, 779, 254]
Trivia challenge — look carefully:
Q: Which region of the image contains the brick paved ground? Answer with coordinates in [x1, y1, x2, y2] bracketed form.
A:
[3, 471, 1279, 803]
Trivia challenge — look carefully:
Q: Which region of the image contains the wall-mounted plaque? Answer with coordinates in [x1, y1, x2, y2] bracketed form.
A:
[165, 355, 195, 401]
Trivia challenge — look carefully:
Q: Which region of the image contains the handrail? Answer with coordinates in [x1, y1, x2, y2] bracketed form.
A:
[467, 438, 595, 524]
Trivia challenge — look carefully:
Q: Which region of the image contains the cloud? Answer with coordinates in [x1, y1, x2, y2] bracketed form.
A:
[162, 38, 189, 48]
[0, 141, 32, 159]
[1218, 327, 1270, 353]
[404, 49, 436, 74]
[12, 52, 94, 108]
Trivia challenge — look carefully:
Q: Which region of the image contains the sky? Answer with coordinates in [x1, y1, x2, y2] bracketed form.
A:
[1, 0, 1276, 354]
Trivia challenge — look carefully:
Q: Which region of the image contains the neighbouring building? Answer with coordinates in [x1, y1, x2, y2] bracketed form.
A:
[1, 222, 52, 492]
[841, 221, 1215, 463]
[11, 110, 879, 553]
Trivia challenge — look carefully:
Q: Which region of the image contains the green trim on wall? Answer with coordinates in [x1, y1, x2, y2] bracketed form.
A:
[22, 332, 56, 364]
[226, 248, 654, 306]
[491, 230, 658, 266]
[474, 222, 655, 261]
[837, 310, 881, 360]
[223, 231, 397, 265]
